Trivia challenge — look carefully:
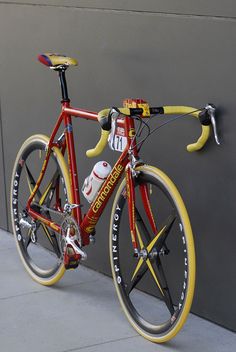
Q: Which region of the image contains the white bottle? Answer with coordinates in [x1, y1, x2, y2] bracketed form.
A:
[82, 161, 112, 203]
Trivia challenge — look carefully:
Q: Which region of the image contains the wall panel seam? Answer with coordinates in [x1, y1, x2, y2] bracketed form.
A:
[0, 101, 9, 230]
[0, 2, 236, 22]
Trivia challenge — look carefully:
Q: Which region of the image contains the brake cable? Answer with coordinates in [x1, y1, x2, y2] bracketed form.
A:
[130, 108, 203, 152]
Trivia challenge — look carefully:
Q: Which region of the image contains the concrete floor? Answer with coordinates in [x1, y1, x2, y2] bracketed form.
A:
[0, 229, 235, 352]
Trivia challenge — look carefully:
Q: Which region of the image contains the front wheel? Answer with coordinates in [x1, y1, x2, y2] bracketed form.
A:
[109, 165, 195, 343]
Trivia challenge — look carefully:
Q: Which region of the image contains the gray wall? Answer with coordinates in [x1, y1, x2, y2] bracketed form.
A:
[0, 1, 236, 331]
[0, 101, 8, 230]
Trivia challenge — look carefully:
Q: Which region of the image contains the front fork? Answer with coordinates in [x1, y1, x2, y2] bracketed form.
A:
[126, 165, 138, 255]
[126, 161, 158, 256]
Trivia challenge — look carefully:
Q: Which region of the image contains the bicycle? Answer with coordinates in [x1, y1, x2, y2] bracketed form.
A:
[10, 53, 220, 343]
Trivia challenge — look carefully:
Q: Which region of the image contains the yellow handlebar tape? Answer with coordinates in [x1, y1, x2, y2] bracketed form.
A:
[86, 105, 210, 158]
[186, 125, 210, 152]
[163, 106, 210, 152]
[86, 129, 110, 158]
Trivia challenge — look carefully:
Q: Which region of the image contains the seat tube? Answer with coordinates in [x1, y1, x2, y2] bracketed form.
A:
[63, 104, 82, 224]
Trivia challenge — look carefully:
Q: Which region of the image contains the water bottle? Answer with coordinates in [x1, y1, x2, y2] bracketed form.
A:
[82, 161, 112, 203]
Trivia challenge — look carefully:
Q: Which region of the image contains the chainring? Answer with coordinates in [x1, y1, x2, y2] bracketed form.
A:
[60, 215, 82, 254]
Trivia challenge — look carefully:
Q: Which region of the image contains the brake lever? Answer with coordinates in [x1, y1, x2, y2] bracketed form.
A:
[110, 107, 121, 119]
[205, 104, 220, 145]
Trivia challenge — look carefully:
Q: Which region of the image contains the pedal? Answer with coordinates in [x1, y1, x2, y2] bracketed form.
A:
[64, 244, 81, 269]
[63, 234, 87, 270]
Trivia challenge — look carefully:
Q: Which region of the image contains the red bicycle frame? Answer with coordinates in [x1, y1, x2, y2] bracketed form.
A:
[26, 100, 154, 249]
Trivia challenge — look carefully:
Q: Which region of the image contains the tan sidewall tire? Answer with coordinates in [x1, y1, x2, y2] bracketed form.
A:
[109, 165, 196, 343]
[10, 134, 72, 286]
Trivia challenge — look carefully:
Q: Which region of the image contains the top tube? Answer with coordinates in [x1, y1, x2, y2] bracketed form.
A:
[63, 105, 98, 121]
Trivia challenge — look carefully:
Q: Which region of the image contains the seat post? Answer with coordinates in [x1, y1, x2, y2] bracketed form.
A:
[58, 67, 70, 102]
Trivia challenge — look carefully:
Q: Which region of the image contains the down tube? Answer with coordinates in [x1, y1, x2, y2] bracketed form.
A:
[80, 154, 129, 244]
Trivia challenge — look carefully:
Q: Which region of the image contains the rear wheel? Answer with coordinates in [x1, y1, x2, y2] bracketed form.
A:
[10, 134, 72, 285]
[109, 165, 195, 342]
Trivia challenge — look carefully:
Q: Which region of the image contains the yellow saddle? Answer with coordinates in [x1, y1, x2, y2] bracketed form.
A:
[38, 53, 78, 68]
